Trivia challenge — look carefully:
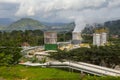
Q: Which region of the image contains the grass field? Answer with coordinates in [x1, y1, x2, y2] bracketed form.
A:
[0, 65, 120, 80]
[0, 65, 80, 80]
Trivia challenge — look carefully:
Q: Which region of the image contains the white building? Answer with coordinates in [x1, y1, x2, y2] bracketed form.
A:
[93, 32, 107, 46]
[93, 33, 101, 46]
[72, 32, 82, 44]
[101, 32, 107, 45]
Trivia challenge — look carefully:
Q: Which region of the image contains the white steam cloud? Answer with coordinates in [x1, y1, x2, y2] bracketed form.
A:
[1, 0, 120, 32]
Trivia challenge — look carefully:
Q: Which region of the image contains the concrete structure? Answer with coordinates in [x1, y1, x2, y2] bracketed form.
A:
[44, 32, 57, 50]
[72, 32, 82, 44]
[93, 28, 107, 46]
[57, 42, 72, 50]
[20, 61, 120, 76]
[93, 33, 101, 46]
[101, 32, 107, 45]
[44, 32, 57, 44]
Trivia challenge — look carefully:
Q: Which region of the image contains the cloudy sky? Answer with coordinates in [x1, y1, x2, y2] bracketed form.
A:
[0, 0, 120, 31]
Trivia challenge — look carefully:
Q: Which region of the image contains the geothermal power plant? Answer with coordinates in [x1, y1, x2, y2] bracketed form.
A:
[44, 27, 107, 50]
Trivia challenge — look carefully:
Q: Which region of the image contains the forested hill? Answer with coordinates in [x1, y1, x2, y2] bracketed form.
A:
[1, 18, 74, 32]
[0, 17, 120, 34]
[104, 20, 120, 35]
[7, 18, 45, 31]
[83, 20, 120, 35]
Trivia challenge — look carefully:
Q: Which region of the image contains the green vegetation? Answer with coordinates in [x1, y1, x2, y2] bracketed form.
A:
[0, 18, 75, 32]
[104, 20, 120, 35]
[0, 18, 120, 35]
[50, 45, 120, 68]
[0, 18, 120, 79]
[0, 39, 22, 66]
[0, 30, 73, 46]
[0, 30, 44, 46]
[0, 65, 80, 80]
[0, 47, 22, 66]
[58, 31, 72, 42]
[82, 34, 93, 44]
[7, 18, 45, 31]
[0, 65, 120, 80]
[109, 37, 120, 45]
[83, 19, 120, 35]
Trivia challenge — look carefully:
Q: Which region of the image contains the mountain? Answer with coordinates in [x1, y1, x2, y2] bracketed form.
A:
[7, 18, 45, 31]
[104, 20, 120, 35]
[83, 20, 120, 35]
[44, 22, 75, 32]
[42, 22, 67, 26]
[1, 17, 120, 34]
[0, 18, 75, 32]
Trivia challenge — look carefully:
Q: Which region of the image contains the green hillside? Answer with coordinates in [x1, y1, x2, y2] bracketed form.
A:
[104, 20, 120, 35]
[7, 18, 45, 31]
[0, 18, 120, 34]
[5, 18, 74, 32]
[83, 20, 120, 35]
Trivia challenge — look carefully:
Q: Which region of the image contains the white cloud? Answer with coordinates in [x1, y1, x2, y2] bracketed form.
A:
[0, 0, 20, 3]
[1, 0, 120, 32]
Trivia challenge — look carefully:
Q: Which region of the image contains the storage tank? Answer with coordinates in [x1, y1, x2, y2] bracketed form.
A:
[101, 32, 107, 45]
[93, 33, 101, 46]
[72, 32, 82, 44]
[44, 32, 57, 50]
[93, 33, 96, 45]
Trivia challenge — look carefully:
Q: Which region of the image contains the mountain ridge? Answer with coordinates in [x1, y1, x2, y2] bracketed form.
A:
[0, 18, 119, 35]
[6, 18, 45, 31]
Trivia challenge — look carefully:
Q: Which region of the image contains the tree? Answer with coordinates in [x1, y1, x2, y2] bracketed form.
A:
[0, 41, 22, 66]
[50, 45, 120, 68]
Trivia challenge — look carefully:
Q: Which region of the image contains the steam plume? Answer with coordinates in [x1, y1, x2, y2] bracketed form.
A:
[1, 0, 120, 32]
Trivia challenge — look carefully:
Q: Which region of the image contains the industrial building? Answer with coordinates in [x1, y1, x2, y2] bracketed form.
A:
[72, 32, 82, 45]
[57, 42, 72, 50]
[44, 28, 107, 50]
[93, 33, 101, 46]
[44, 32, 58, 50]
[93, 29, 107, 46]
[101, 32, 107, 45]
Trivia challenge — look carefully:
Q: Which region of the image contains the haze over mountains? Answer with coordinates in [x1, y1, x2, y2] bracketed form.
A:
[0, 18, 14, 25]
[0, 18, 119, 35]
[0, 18, 75, 32]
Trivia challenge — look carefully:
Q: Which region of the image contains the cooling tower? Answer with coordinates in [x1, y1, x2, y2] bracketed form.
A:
[44, 32, 57, 44]
[44, 32, 57, 50]
[72, 32, 82, 44]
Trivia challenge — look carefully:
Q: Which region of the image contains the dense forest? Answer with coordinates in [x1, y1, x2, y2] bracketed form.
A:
[0, 30, 44, 46]
[50, 45, 120, 68]
[0, 30, 74, 47]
